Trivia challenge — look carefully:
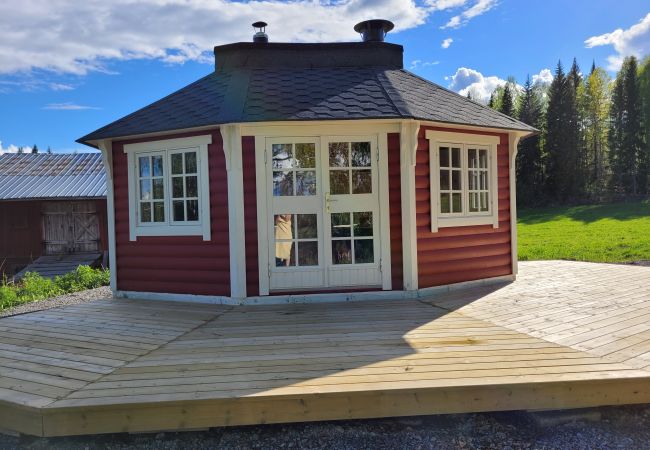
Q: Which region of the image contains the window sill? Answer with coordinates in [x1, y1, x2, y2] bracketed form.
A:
[132, 224, 209, 240]
[437, 214, 498, 229]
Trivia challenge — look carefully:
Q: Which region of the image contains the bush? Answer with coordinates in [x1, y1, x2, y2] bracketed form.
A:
[0, 266, 110, 311]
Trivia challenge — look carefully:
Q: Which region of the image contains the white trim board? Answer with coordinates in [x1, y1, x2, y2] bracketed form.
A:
[98, 139, 117, 294]
[113, 275, 515, 306]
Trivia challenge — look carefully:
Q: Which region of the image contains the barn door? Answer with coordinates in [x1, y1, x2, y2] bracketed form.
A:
[42, 202, 99, 254]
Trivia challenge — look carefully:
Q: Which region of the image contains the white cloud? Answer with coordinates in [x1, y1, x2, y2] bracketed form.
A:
[0, 0, 430, 75]
[425, 0, 468, 11]
[441, 37, 453, 49]
[43, 102, 100, 110]
[447, 67, 507, 103]
[0, 142, 25, 155]
[585, 13, 650, 70]
[532, 68, 553, 85]
[0, 78, 75, 93]
[442, 0, 497, 29]
[410, 59, 441, 70]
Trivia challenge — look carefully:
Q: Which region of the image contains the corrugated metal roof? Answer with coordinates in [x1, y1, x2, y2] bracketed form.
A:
[0, 153, 106, 200]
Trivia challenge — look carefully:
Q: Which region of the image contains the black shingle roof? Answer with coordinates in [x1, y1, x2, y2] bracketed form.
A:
[79, 42, 535, 144]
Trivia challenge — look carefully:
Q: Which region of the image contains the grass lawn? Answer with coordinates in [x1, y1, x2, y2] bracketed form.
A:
[517, 200, 650, 263]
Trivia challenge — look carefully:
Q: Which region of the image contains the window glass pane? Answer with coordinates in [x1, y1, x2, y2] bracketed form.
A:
[272, 144, 293, 170]
[480, 172, 488, 190]
[152, 156, 164, 177]
[351, 142, 371, 167]
[329, 142, 349, 167]
[185, 152, 197, 174]
[330, 170, 349, 195]
[140, 202, 151, 222]
[172, 177, 184, 198]
[171, 154, 183, 175]
[452, 193, 462, 213]
[331, 213, 351, 237]
[353, 212, 373, 237]
[469, 192, 479, 212]
[173, 200, 185, 221]
[139, 180, 151, 200]
[297, 214, 317, 239]
[352, 169, 372, 194]
[440, 193, 450, 213]
[273, 171, 294, 196]
[153, 202, 165, 222]
[451, 148, 461, 168]
[452, 170, 461, 190]
[296, 170, 316, 196]
[187, 200, 199, 221]
[468, 149, 477, 168]
[479, 150, 488, 168]
[480, 192, 489, 211]
[354, 239, 374, 264]
[332, 240, 352, 265]
[295, 143, 316, 168]
[439, 147, 449, 167]
[153, 179, 164, 200]
[468, 171, 476, 190]
[138, 157, 150, 177]
[440, 170, 450, 190]
[298, 241, 318, 266]
[186, 176, 198, 198]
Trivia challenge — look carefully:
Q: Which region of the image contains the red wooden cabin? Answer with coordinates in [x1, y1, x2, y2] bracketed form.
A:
[79, 20, 536, 303]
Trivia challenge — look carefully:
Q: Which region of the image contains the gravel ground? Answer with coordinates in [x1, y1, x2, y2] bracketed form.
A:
[1, 405, 648, 450]
[0, 286, 111, 318]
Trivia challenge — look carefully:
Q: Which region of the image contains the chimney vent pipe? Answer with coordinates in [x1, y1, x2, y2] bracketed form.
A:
[354, 19, 394, 42]
[252, 21, 268, 43]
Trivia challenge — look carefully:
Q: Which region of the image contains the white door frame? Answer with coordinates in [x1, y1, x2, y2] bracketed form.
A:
[252, 124, 393, 296]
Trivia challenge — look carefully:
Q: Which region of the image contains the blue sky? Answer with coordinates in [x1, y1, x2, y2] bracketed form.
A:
[0, 0, 648, 153]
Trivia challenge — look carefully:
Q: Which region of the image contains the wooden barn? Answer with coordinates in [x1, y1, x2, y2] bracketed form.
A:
[0, 152, 109, 278]
[79, 20, 536, 303]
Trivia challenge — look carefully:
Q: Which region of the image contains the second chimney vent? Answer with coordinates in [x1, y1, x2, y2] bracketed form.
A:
[354, 19, 394, 42]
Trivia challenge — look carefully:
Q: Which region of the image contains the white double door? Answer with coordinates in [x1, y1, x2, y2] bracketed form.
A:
[267, 135, 382, 291]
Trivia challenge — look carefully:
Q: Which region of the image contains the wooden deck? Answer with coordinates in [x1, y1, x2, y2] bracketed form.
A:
[1, 260, 649, 437]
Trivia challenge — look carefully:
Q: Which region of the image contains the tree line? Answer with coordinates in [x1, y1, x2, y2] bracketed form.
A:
[484, 56, 650, 207]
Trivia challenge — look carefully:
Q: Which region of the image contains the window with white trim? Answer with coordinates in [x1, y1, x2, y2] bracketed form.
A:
[426, 130, 500, 232]
[125, 135, 211, 241]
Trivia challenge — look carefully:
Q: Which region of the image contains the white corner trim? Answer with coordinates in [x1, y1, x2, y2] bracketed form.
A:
[255, 135, 270, 296]
[426, 130, 500, 233]
[98, 139, 117, 294]
[509, 132, 522, 275]
[400, 120, 420, 291]
[221, 124, 247, 300]
[377, 132, 392, 291]
[124, 135, 212, 242]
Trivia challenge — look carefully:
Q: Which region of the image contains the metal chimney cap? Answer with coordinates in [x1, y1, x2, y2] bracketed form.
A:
[252, 21, 269, 43]
[252, 21, 267, 30]
[354, 19, 394, 42]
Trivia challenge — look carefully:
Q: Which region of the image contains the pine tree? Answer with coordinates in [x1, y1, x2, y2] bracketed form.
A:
[499, 83, 515, 117]
[516, 75, 545, 206]
[488, 91, 496, 109]
[31, 144, 39, 154]
[17, 147, 24, 154]
[637, 57, 650, 194]
[609, 56, 646, 195]
[47, 146, 53, 154]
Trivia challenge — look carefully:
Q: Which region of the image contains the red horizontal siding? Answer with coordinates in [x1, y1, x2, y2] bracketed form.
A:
[112, 129, 230, 296]
[417, 125, 512, 288]
[387, 132, 403, 290]
[242, 136, 259, 297]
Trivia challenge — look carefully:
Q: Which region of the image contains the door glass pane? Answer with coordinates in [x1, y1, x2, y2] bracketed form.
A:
[439, 147, 449, 167]
[187, 200, 199, 221]
[295, 143, 316, 168]
[296, 170, 316, 196]
[139, 180, 151, 200]
[331, 213, 351, 237]
[332, 240, 352, 265]
[298, 241, 318, 266]
[452, 193, 462, 212]
[329, 142, 349, 167]
[440, 193, 450, 213]
[140, 202, 151, 222]
[173, 200, 185, 221]
[353, 212, 373, 237]
[351, 142, 371, 167]
[352, 169, 371, 194]
[153, 179, 164, 199]
[440, 170, 449, 190]
[451, 170, 461, 190]
[275, 242, 295, 267]
[138, 157, 150, 177]
[272, 144, 293, 169]
[153, 202, 165, 222]
[479, 149, 488, 168]
[152, 156, 164, 176]
[330, 171, 349, 195]
[468, 149, 477, 168]
[273, 171, 294, 196]
[171, 154, 183, 175]
[185, 152, 197, 173]
[274, 214, 294, 267]
[297, 214, 317, 239]
[354, 240, 374, 264]
[451, 148, 461, 167]
[172, 177, 183, 198]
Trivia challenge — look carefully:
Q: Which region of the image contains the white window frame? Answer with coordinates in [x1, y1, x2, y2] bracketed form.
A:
[124, 135, 212, 241]
[426, 130, 500, 232]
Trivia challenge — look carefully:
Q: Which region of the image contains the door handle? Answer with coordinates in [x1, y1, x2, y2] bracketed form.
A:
[325, 192, 338, 213]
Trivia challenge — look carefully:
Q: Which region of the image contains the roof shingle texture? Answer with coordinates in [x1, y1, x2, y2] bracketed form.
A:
[79, 66, 535, 143]
[0, 153, 106, 200]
